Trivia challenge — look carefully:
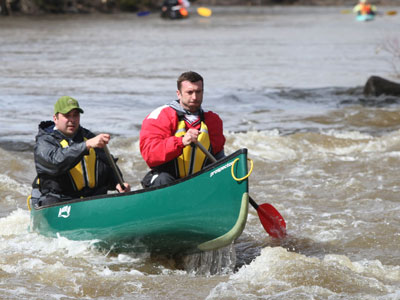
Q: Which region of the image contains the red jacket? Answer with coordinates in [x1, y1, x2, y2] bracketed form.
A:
[140, 105, 225, 168]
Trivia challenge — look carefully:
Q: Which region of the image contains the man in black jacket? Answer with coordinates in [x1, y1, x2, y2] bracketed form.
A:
[31, 96, 130, 207]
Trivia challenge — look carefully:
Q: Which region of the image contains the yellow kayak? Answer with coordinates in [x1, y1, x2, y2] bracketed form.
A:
[197, 7, 212, 17]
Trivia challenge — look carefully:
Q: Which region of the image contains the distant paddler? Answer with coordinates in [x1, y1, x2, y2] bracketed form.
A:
[161, 0, 190, 19]
[353, 0, 377, 21]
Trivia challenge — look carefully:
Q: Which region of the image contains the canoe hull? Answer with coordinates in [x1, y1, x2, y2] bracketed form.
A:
[29, 149, 249, 254]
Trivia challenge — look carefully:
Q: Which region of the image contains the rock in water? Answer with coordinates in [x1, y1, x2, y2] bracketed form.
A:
[363, 76, 400, 96]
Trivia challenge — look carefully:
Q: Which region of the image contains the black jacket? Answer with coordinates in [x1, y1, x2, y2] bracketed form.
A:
[34, 121, 119, 201]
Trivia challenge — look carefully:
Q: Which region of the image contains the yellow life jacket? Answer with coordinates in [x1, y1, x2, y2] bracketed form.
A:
[174, 119, 211, 178]
[60, 138, 97, 191]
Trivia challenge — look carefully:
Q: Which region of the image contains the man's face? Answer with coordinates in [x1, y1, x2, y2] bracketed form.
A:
[53, 109, 80, 137]
[177, 80, 203, 113]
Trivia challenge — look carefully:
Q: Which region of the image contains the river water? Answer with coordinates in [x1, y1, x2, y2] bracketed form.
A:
[1, 5, 400, 299]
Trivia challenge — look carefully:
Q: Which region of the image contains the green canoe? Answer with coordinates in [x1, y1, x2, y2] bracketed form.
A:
[29, 149, 249, 254]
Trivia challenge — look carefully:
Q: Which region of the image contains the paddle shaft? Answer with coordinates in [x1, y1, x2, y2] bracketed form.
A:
[104, 145, 125, 191]
[195, 142, 260, 212]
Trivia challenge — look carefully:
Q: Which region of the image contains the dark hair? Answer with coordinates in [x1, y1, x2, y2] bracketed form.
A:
[177, 71, 204, 91]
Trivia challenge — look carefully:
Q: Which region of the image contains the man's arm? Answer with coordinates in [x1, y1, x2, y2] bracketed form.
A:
[34, 135, 88, 176]
[140, 107, 185, 168]
[205, 111, 226, 156]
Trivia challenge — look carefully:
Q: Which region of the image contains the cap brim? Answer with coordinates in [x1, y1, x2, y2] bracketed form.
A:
[57, 107, 84, 114]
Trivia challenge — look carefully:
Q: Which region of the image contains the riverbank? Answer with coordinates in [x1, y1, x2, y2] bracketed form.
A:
[1, 0, 399, 16]
[198, 0, 399, 6]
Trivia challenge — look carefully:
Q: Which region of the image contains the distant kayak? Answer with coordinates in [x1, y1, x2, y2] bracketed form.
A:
[137, 11, 150, 17]
[356, 14, 375, 21]
[197, 7, 212, 17]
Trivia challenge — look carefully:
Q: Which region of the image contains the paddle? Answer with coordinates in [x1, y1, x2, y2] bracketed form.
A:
[137, 11, 150, 17]
[195, 141, 287, 238]
[340, 9, 397, 16]
[104, 145, 126, 191]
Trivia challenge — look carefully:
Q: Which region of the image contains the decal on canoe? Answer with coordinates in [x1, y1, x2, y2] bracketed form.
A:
[58, 205, 71, 218]
[210, 162, 234, 178]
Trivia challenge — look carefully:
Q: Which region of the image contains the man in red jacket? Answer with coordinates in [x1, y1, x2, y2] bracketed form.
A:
[140, 71, 226, 188]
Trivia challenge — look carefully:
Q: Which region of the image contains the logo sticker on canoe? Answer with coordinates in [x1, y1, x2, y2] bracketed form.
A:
[210, 162, 233, 178]
[58, 205, 71, 218]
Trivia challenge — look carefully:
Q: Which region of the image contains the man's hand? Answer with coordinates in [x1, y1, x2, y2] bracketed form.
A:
[182, 128, 199, 146]
[116, 183, 131, 193]
[86, 133, 110, 150]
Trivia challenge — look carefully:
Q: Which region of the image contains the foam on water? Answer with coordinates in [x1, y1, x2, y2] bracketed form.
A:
[0, 208, 237, 298]
[226, 130, 298, 162]
[0, 174, 32, 198]
[227, 129, 400, 163]
[1, 132, 399, 298]
[207, 247, 400, 300]
[0, 209, 158, 299]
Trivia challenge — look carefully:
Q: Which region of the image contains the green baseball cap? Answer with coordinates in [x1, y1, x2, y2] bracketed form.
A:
[54, 96, 84, 114]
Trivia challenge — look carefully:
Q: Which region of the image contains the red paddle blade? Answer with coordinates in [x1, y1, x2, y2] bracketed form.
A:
[257, 203, 286, 238]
